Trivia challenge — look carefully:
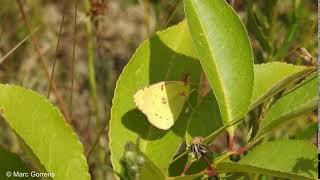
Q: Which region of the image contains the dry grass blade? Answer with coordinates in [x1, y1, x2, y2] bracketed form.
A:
[70, 0, 78, 121]
[0, 27, 39, 64]
[48, 0, 67, 98]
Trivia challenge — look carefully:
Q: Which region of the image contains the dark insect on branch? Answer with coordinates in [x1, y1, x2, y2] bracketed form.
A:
[188, 137, 208, 159]
[188, 137, 219, 178]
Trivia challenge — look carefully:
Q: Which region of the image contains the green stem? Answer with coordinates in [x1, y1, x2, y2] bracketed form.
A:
[85, 0, 99, 127]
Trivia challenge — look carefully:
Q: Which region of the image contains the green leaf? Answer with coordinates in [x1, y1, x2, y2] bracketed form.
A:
[186, 92, 223, 145]
[0, 147, 36, 180]
[139, 155, 165, 180]
[294, 122, 317, 140]
[217, 140, 318, 179]
[256, 72, 318, 137]
[167, 153, 188, 176]
[250, 62, 315, 109]
[0, 85, 90, 180]
[184, 0, 254, 133]
[109, 20, 201, 175]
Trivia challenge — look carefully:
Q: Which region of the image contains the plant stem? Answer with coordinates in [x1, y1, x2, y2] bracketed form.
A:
[85, 0, 99, 128]
[160, 0, 181, 29]
[86, 114, 109, 159]
[85, 1, 103, 179]
[227, 133, 234, 151]
[70, 0, 77, 121]
[0, 27, 39, 64]
[202, 154, 217, 176]
[48, 1, 66, 98]
[181, 156, 192, 176]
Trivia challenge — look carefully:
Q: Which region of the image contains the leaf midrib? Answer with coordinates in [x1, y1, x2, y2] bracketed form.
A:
[188, 0, 232, 124]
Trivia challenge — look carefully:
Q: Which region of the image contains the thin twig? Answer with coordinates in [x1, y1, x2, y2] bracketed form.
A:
[48, 1, 67, 98]
[86, 115, 110, 159]
[202, 155, 217, 176]
[181, 157, 192, 176]
[0, 27, 39, 64]
[16, 0, 70, 121]
[70, 0, 78, 121]
[227, 133, 234, 151]
[161, 0, 181, 29]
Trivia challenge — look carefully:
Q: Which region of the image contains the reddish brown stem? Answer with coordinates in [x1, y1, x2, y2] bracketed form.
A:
[16, 0, 70, 121]
[234, 142, 255, 155]
[202, 155, 217, 176]
[227, 134, 234, 151]
[181, 162, 191, 176]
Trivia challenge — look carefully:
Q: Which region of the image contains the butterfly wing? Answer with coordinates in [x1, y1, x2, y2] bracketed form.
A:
[133, 81, 190, 130]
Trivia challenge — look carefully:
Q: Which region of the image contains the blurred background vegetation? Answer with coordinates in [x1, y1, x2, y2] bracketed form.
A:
[0, 0, 317, 179]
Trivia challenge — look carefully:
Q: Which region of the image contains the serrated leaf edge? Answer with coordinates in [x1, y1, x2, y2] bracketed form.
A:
[250, 62, 315, 109]
[218, 140, 317, 180]
[0, 84, 90, 179]
[256, 74, 318, 136]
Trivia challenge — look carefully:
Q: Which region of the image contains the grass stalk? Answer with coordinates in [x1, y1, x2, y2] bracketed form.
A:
[69, 0, 78, 121]
[85, 0, 99, 129]
[48, 1, 66, 98]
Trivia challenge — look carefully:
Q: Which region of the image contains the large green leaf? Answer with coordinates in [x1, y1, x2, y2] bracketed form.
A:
[109, 20, 201, 175]
[250, 62, 315, 109]
[217, 140, 317, 179]
[184, 0, 254, 133]
[256, 72, 318, 137]
[0, 85, 90, 180]
[0, 147, 36, 179]
[186, 92, 223, 145]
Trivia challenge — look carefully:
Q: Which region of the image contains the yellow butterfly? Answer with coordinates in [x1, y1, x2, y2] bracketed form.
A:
[133, 81, 190, 130]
